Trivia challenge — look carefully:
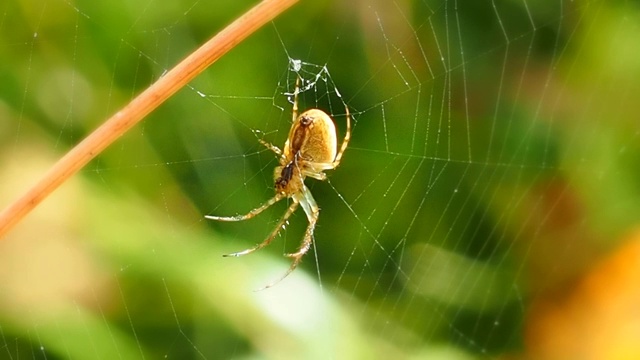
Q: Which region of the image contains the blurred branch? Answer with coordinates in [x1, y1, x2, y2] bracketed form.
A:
[0, 0, 298, 239]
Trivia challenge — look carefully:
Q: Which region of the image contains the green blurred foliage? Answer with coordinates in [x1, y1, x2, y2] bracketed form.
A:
[1, 0, 639, 358]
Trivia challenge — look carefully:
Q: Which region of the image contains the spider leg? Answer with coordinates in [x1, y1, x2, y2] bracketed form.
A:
[300, 163, 331, 180]
[285, 206, 318, 259]
[205, 193, 284, 222]
[258, 139, 282, 156]
[257, 204, 319, 291]
[302, 170, 326, 181]
[255, 253, 304, 291]
[331, 103, 352, 168]
[256, 187, 319, 290]
[223, 200, 299, 257]
[285, 194, 319, 259]
[292, 76, 300, 123]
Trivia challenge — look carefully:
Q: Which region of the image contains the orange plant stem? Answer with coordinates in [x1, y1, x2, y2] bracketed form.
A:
[0, 0, 299, 238]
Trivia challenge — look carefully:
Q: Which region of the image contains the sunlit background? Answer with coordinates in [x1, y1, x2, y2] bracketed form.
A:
[1, 0, 639, 359]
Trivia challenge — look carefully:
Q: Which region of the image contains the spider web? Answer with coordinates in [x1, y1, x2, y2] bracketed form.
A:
[1, 0, 640, 358]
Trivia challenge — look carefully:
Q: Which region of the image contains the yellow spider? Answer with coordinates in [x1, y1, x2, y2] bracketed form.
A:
[206, 77, 351, 289]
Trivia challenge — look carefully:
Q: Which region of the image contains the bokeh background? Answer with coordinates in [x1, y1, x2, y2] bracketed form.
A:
[1, 0, 640, 359]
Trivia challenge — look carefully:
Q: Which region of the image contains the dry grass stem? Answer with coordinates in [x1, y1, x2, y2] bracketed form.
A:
[0, 0, 299, 238]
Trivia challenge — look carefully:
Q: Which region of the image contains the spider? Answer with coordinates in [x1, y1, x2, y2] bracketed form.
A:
[206, 77, 351, 289]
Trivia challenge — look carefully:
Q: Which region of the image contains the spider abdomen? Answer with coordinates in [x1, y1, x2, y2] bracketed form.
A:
[284, 109, 338, 164]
